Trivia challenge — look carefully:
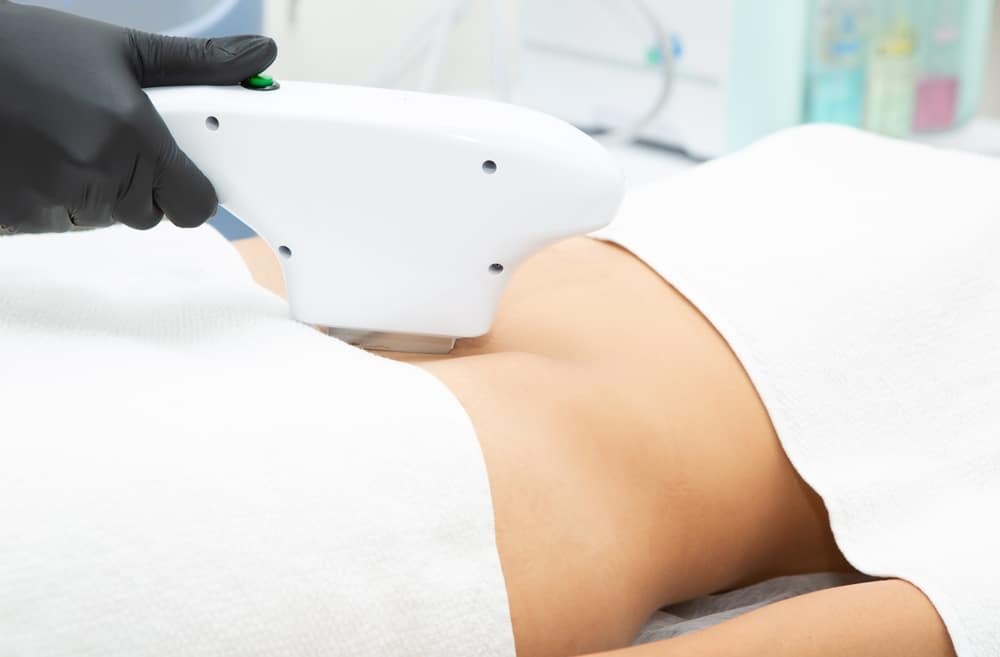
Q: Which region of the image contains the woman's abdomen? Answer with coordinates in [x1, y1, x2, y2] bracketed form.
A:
[418, 238, 852, 657]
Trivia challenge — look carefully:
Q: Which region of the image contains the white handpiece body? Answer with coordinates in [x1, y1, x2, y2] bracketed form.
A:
[147, 81, 624, 347]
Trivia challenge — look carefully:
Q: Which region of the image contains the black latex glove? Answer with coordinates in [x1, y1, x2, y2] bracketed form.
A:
[0, 1, 277, 234]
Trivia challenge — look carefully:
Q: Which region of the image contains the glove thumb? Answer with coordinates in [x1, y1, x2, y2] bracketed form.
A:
[130, 31, 277, 88]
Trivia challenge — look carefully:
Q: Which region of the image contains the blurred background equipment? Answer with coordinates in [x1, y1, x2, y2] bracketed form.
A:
[268, 0, 997, 158]
[14, 0, 1000, 167]
[518, 0, 994, 158]
[519, 0, 808, 158]
[368, 0, 675, 144]
[18, 0, 266, 239]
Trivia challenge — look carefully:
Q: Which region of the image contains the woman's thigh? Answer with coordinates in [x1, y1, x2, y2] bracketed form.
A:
[236, 236, 852, 656]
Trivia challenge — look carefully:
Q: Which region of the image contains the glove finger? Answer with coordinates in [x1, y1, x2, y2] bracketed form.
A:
[65, 177, 116, 229]
[0, 196, 30, 235]
[0, 195, 73, 235]
[153, 137, 218, 229]
[129, 30, 277, 88]
[114, 157, 164, 231]
[68, 202, 115, 229]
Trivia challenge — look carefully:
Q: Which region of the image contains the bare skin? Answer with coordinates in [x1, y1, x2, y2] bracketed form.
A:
[234, 236, 955, 657]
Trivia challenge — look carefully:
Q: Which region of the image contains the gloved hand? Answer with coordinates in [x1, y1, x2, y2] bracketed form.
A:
[0, 1, 277, 234]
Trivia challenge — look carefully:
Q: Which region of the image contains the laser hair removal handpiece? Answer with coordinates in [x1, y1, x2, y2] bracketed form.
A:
[147, 81, 625, 354]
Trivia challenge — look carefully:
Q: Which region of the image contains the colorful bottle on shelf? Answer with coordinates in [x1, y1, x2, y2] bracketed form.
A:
[913, 0, 963, 131]
[806, 0, 867, 126]
[865, 8, 918, 137]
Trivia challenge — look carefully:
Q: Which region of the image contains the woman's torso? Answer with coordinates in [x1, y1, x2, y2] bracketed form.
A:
[237, 235, 851, 657]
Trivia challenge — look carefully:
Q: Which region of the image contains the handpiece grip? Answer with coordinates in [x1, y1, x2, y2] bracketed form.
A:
[148, 81, 624, 339]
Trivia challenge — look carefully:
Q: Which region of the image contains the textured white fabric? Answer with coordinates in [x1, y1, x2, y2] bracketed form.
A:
[0, 225, 515, 657]
[597, 125, 1000, 657]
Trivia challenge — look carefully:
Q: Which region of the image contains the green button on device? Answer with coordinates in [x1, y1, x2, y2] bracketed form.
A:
[242, 74, 280, 91]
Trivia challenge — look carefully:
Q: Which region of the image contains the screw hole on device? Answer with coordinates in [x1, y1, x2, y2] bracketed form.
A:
[278, 245, 293, 259]
[205, 116, 220, 131]
[489, 263, 504, 275]
[482, 160, 498, 175]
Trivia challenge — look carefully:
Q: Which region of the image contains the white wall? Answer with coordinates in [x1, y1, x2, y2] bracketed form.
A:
[264, 0, 513, 92]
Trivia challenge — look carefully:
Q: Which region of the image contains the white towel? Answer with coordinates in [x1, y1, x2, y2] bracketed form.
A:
[597, 125, 1000, 657]
[0, 225, 515, 657]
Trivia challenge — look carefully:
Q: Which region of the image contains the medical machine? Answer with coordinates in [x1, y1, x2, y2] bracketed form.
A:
[21, 0, 265, 240]
[518, 0, 995, 158]
[147, 81, 624, 353]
